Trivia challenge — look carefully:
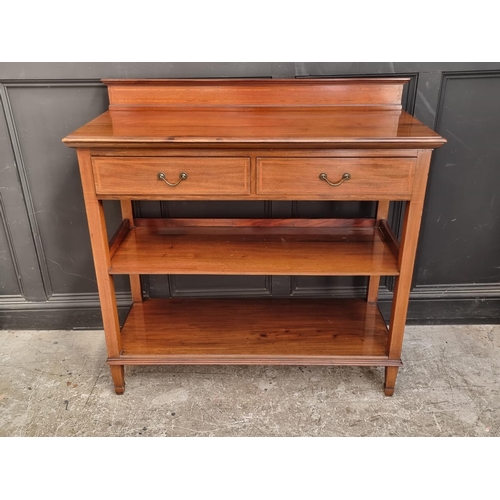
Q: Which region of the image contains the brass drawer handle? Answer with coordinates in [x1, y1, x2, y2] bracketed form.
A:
[319, 172, 351, 187]
[157, 172, 188, 187]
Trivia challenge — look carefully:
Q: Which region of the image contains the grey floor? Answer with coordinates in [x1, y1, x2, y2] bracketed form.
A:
[0, 325, 499, 437]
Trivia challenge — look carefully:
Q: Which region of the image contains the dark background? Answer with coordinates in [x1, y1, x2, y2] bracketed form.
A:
[1, 62, 499, 328]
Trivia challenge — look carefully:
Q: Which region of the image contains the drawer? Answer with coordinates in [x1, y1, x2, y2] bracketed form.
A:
[256, 157, 416, 199]
[92, 157, 251, 196]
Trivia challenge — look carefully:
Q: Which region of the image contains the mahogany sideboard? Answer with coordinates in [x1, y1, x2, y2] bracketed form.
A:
[63, 78, 446, 395]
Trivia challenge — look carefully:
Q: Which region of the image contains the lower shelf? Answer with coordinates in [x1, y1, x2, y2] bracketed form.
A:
[110, 298, 401, 367]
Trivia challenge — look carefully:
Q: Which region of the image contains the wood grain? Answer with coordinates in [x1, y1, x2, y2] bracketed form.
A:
[119, 200, 142, 302]
[110, 298, 401, 365]
[379, 219, 400, 259]
[384, 366, 399, 396]
[92, 148, 419, 158]
[110, 365, 125, 394]
[93, 156, 250, 197]
[133, 218, 376, 228]
[109, 225, 400, 276]
[108, 219, 130, 259]
[119, 200, 135, 225]
[103, 78, 407, 109]
[366, 201, 391, 302]
[387, 150, 433, 360]
[76, 150, 122, 359]
[256, 157, 416, 199]
[65, 78, 446, 395]
[62, 109, 446, 149]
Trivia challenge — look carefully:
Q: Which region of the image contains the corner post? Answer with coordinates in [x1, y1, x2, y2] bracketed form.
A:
[385, 150, 432, 395]
[77, 149, 125, 394]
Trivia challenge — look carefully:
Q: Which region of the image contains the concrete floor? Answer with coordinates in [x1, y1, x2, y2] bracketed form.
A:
[0, 325, 499, 436]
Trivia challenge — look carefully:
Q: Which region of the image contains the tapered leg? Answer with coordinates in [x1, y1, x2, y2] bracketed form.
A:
[384, 366, 399, 396]
[77, 150, 124, 393]
[385, 151, 432, 396]
[110, 365, 125, 395]
[387, 152, 432, 358]
[367, 201, 390, 303]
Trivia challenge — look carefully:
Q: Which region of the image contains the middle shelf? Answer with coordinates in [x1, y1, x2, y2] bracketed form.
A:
[108, 218, 400, 276]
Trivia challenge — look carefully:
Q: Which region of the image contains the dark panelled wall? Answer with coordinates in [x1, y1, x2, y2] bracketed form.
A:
[1, 62, 499, 328]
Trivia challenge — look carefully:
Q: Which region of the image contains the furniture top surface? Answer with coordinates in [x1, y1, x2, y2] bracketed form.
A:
[63, 78, 446, 148]
[63, 108, 445, 148]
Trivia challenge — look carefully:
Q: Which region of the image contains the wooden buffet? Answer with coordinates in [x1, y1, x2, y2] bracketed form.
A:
[63, 78, 446, 395]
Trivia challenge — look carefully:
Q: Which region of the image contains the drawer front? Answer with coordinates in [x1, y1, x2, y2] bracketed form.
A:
[256, 157, 416, 199]
[92, 157, 251, 196]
